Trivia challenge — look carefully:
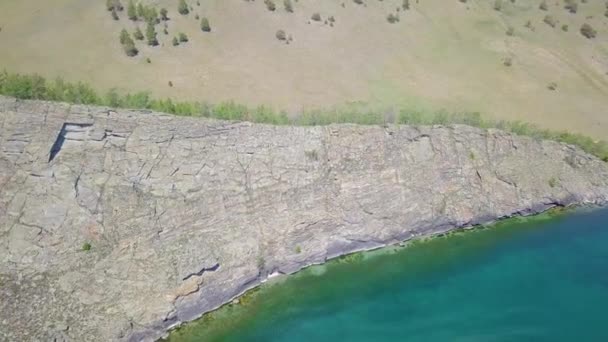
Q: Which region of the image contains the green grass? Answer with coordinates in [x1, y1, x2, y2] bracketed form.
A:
[1, 70, 607, 162]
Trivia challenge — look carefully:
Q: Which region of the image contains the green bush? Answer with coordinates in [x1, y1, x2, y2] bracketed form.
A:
[120, 29, 130, 44]
[284, 0, 293, 12]
[580, 23, 596, 38]
[178, 0, 189, 15]
[1, 70, 607, 162]
[201, 17, 211, 32]
[146, 22, 158, 46]
[160, 8, 169, 21]
[179, 32, 188, 42]
[172, 37, 179, 46]
[265, 0, 276, 11]
[311, 13, 321, 21]
[127, 0, 137, 20]
[494, 0, 502, 11]
[543, 15, 556, 28]
[82, 242, 92, 251]
[276, 30, 286, 40]
[133, 27, 144, 40]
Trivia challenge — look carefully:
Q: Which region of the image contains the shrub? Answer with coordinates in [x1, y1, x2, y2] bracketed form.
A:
[178, 0, 189, 15]
[543, 15, 556, 27]
[146, 22, 158, 46]
[82, 242, 92, 251]
[127, 0, 137, 20]
[160, 8, 168, 21]
[503, 57, 512, 66]
[265, 0, 276, 11]
[403, 0, 410, 10]
[494, 0, 502, 11]
[120, 29, 130, 45]
[547, 82, 557, 90]
[311, 13, 321, 21]
[353, 0, 364, 4]
[562, 24, 569, 31]
[200, 17, 211, 32]
[133, 27, 144, 40]
[506, 26, 514, 36]
[284, 0, 293, 12]
[539, 0, 548, 10]
[172, 37, 179, 46]
[580, 23, 596, 38]
[276, 29, 286, 40]
[179, 32, 188, 42]
[548, 177, 557, 188]
[146, 57, 151, 63]
[123, 39, 139, 56]
[111, 8, 119, 20]
[564, 0, 577, 13]
[387, 13, 400, 23]
[106, 0, 116, 11]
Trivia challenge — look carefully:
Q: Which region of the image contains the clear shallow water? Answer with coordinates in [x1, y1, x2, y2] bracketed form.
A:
[167, 208, 608, 342]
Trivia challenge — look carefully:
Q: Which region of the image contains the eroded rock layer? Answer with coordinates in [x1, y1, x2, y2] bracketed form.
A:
[1, 96, 607, 342]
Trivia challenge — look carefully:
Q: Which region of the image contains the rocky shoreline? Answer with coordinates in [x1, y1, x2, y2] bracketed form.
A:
[1, 96, 607, 342]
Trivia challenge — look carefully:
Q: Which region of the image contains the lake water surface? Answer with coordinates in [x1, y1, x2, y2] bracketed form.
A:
[167, 208, 608, 342]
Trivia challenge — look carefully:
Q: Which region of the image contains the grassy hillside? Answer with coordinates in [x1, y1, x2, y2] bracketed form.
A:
[0, 0, 607, 138]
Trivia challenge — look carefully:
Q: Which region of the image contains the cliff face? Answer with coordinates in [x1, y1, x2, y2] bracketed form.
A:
[1, 96, 607, 342]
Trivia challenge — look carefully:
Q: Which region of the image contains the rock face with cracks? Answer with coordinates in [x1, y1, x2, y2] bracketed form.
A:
[1, 96, 607, 342]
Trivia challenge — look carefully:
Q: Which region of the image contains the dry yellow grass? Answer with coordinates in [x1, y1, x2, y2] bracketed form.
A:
[0, 0, 607, 138]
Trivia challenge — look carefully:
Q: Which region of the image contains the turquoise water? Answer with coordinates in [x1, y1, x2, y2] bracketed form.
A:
[168, 208, 608, 342]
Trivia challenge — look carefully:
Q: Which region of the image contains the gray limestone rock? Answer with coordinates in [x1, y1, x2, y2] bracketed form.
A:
[0, 96, 607, 341]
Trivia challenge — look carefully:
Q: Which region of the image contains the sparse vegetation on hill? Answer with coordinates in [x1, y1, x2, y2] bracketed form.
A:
[1, 71, 607, 162]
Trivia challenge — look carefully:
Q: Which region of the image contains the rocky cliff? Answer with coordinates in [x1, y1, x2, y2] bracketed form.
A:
[1, 96, 607, 342]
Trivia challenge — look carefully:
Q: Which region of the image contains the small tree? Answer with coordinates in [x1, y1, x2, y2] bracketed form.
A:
[543, 15, 556, 28]
[178, 0, 189, 15]
[201, 17, 211, 32]
[120, 29, 130, 45]
[276, 29, 286, 40]
[265, 0, 276, 11]
[494, 0, 502, 11]
[137, 2, 145, 18]
[123, 37, 138, 57]
[565, 0, 577, 13]
[111, 8, 119, 20]
[179, 32, 189, 42]
[127, 0, 137, 20]
[284, 0, 293, 12]
[134, 27, 144, 40]
[387, 13, 400, 23]
[580, 23, 596, 38]
[160, 8, 169, 21]
[146, 21, 158, 46]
